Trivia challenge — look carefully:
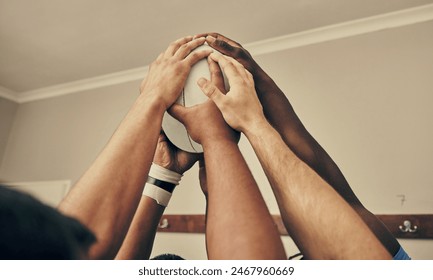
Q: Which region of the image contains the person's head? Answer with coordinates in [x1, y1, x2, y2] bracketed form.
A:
[151, 253, 184, 260]
[0, 185, 96, 260]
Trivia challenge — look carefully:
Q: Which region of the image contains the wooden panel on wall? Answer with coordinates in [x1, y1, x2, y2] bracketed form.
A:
[376, 214, 433, 239]
[157, 215, 206, 234]
[158, 214, 433, 239]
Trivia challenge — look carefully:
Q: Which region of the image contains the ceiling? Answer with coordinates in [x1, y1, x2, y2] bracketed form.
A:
[1, 0, 433, 95]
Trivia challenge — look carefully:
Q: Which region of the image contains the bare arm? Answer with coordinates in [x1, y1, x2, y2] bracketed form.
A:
[114, 196, 165, 260]
[58, 94, 164, 259]
[58, 36, 212, 259]
[169, 57, 286, 259]
[203, 134, 285, 259]
[115, 132, 200, 260]
[199, 53, 391, 259]
[171, 104, 286, 259]
[196, 32, 400, 255]
[244, 118, 390, 259]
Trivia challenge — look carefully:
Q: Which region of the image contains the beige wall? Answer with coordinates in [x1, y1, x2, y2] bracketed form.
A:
[0, 97, 18, 172]
[1, 21, 433, 259]
[0, 83, 137, 182]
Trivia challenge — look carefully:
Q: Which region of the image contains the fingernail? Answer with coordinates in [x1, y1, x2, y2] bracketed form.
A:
[206, 36, 216, 43]
[197, 78, 206, 87]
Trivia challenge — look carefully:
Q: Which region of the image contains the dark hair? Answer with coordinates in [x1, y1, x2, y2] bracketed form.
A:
[151, 253, 185, 260]
[0, 185, 96, 260]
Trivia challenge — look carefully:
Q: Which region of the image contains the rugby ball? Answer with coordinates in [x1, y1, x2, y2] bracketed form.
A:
[162, 44, 229, 153]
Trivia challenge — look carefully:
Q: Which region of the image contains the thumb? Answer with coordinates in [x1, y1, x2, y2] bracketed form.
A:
[197, 78, 225, 108]
[168, 103, 188, 124]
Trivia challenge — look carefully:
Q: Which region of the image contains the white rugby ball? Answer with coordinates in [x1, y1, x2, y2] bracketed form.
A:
[162, 44, 229, 153]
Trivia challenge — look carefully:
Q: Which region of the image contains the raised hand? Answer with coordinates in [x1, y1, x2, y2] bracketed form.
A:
[168, 55, 239, 146]
[153, 131, 201, 175]
[197, 53, 265, 133]
[140, 36, 213, 109]
[194, 32, 262, 77]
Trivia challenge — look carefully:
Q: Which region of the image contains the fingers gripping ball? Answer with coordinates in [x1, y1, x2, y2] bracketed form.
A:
[162, 45, 229, 153]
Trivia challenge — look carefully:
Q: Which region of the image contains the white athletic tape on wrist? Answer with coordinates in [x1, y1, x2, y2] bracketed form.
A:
[148, 163, 182, 185]
[142, 183, 172, 207]
[142, 163, 183, 207]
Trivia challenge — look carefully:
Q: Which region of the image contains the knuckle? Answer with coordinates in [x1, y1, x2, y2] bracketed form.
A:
[172, 62, 184, 73]
[233, 48, 243, 57]
[224, 60, 234, 67]
[240, 79, 249, 88]
[215, 39, 228, 48]
[236, 48, 248, 59]
[205, 84, 217, 97]
[155, 53, 163, 62]
[246, 71, 253, 79]
[170, 41, 181, 49]
[189, 51, 200, 61]
[210, 67, 222, 76]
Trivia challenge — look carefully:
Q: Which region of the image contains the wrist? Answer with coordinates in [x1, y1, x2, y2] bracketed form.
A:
[142, 163, 183, 207]
[137, 90, 169, 114]
[243, 115, 270, 139]
[253, 70, 277, 93]
[201, 136, 238, 151]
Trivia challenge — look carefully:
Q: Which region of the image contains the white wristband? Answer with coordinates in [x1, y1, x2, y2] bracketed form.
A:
[142, 183, 172, 207]
[148, 163, 182, 185]
[142, 163, 183, 207]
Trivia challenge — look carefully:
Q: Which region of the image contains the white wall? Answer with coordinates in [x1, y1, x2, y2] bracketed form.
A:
[0, 82, 137, 183]
[0, 97, 18, 169]
[1, 20, 433, 259]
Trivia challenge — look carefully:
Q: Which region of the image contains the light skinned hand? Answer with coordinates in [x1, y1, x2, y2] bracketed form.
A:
[140, 36, 213, 109]
[168, 56, 239, 145]
[197, 53, 265, 133]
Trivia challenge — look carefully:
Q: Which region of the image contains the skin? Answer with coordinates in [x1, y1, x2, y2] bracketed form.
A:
[195, 32, 400, 256]
[58, 36, 212, 259]
[115, 132, 200, 260]
[169, 57, 286, 260]
[197, 52, 391, 259]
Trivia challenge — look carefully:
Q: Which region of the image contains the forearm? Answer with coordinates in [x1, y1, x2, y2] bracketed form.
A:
[58, 94, 165, 259]
[253, 72, 400, 254]
[202, 139, 286, 260]
[115, 196, 165, 259]
[254, 72, 357, 199]
[245, 119, 391, 259]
